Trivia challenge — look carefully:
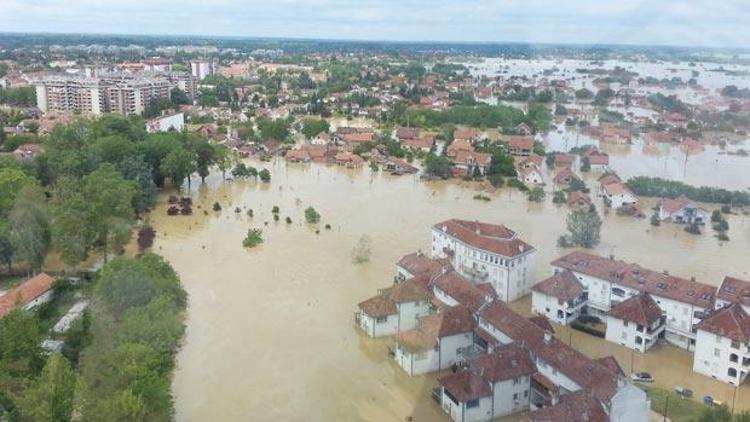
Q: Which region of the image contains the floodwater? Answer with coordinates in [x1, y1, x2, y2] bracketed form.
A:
[154, 159, 750, 421]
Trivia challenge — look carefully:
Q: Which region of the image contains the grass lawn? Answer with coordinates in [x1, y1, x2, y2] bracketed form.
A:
[640, 385, 708, 422]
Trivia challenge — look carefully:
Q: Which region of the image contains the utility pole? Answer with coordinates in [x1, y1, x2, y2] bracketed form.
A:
[663, 395, 669, 422]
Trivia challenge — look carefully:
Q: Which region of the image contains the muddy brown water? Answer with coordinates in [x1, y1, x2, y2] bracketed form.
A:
[149, 158, 749, 421]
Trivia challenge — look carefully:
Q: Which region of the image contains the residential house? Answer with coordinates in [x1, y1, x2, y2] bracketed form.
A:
[658, 195, 709, 225]
[13, 144, 44, 162]
[567, 192, 592, 210]
[310, 132, 331, 145]
[0, 273, 56, 319]
[394, 305, 476, 375]
[285, 149, 312, 163]
[551, 251, 715, 351]
[357, 279, 433, 337]
[446, 139, 474, 158]
[715, 276, 750, 314]
[452, 150, 491, 177]
[584, 150, 610, 170]
[530, 389, 609, 422]
[508, 136, 534, 156]
[519, 165, 544, 185]
[599, 175, 638, 209]
[438, 343, 536, 421]
[146, 112, 184, 133]
[334, 152, 364, 168]
[431, 219, 536, 302]
[531, 270, 587, 326]
[693, 304, 750, 385]
[605, 293, 666, 353]
[396, 127, 420, 141]
[402, 136, 435, 152]
[454, 128, 480, 142]
[395, 251, 452, 282]
[553, 168, 580, 188]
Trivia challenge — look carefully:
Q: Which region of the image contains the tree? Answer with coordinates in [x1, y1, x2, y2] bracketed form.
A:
[0, 167, 36, 216]
[0, 231, 13, 273]
[552, 191, 566, 204]
[527, 186, 545, 203]
[9, 186, 50, 273]
[213, 145, 235, 180]
[424, 153, 452, 179]
[119, 155, 158, 213]
[566, 207, 602, 248]
[170, 87, 191, 106]
[160, 148, 196, 191]
[301, 119, 330, 139]
[242, 229, 264, 248]
[575, 88, 594, 100]
[16, 354, 76, 422]
[194, 142, 216, 183]
[352, 235, 372, 264]
[304, 207, 321, 224]
[258, 169, 271, 183]
[0, 309, 43, 377]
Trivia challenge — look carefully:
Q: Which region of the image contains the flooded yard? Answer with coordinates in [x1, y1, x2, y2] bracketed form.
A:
[152, 159, 750, 421]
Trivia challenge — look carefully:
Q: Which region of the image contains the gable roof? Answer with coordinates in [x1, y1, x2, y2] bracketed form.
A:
[532, 270, 584, 301]
[431, 270, 494, 313]
[530, 389, 609, 422]
[608, 293, 663, 326]
[659, 195, 696, 215]
[0, 273, 55, 319]
[697, 304, 750, 343]
[469, 343, 536, 382]
[716, 276, 750, 308]
[396, 305, 476, 352]
[438, 371, 492, 402]
[433, 219, 534, 258]
[396, 252, 452, 279]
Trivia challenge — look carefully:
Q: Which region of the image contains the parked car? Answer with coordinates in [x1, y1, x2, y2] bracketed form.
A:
[631, 372, 654, 383]
[703, 395, 722, 406]
[674, 386, 693, 398]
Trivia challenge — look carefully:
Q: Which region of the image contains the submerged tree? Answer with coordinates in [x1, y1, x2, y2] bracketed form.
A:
[304, 206, 321, 224]
[242, 229, 264, 248]
[352, 235, 372, 264]
[565, 206, 602, 248]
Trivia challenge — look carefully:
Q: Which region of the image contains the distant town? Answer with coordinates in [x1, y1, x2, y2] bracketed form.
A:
[1, 33, 750, 422]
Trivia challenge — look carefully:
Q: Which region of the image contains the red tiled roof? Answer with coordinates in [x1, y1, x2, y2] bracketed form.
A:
[454, 128, 479, 140]
[452, 149, 491, 167]
[532, 270, 584, 301]
[439, 371, 492, 402]
[431, 271, 494, 313]
[388, 279, 432, 304]
[397, 252, 452, 279]
[551, 251, 715, 308]
[396, 127, 420, 140]
[717, 276, 750, 308]
[659, 195, 695, 215]
[508, 136, 534, 150]
[595, 356, 625, 377]
[608, 293, 663, 326]
[530, 389, 609, 422]
[529, 315, 555, 333]
[433, 219, 534, 258]
[358, 295, 397, 318]
[697, 304, 750, 343]
[0, 273, 55, 319]
[397, 305, 476, 352]
[469, 343, 536, 382]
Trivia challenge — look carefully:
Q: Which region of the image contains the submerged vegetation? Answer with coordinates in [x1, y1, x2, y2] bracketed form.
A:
[242, 228, 264, 248]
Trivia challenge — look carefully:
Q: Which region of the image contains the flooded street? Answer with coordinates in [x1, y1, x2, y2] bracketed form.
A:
[153, 159, 750, 421]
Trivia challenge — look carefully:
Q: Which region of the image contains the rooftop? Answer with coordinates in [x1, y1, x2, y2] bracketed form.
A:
[608, 293, 664, 326]
[433, 219, 534, 258]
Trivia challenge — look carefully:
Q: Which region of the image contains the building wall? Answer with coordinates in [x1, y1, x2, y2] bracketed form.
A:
[492, 376, 531, 417]
[22, 290, 54, 311]
[441, 391, 493, 422]
[431, 228, 536, 302]
[609, 383, 650, 422]
[396, 332, 473, 376]
[397, 301, 432, 332]
[535, 356, 580, 394]
[605, 316, 663, 353]
[358, 312, 398, 338]
[531, 291, 581, 325]
[693, 329, 750, 385]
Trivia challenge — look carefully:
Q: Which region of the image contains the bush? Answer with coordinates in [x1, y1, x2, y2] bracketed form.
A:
[285, 217, 292, 224]
[304, 206, 321, 224]
[571, 321, 605, 338]
[352, 235, 372, 264]
[242, 229, 264, 248]
[213, 202, 222, 211]
[473, 193, 491, 202]
[527, 186, 545, 203]
[246, 209, 253, 217]
[272, 206, 280, 214]
[259, 169, 271, 183]
[137, 225, 156, 251]
[552, 191, 566, 204]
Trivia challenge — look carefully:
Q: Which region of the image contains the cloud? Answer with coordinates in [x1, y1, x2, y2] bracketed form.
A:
[0, 0, 748, 48]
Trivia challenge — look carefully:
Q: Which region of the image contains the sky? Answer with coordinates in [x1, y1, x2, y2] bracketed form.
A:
[1, 0, 749, 48]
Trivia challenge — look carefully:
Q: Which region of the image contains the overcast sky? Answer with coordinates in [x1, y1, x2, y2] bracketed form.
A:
[1, 0, 748, 48]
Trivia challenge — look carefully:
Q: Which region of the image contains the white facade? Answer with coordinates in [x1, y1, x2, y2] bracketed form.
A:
[605, 315, 665, 353]
[146, 112, 185, 133]
[441, 392, 493, 422]
[600, 186, 638, 208]
[693, 329, 750, 385]
[22, 290, 54, 311]
[441, 376, 531, 422]
[551, 266, 706, 351]
[357, 312, 398, 338]
[395, 332, 473, 375]
[531, 290, 585, 326]
[190, 60, 213, 80]
[432, 228, 536, 302]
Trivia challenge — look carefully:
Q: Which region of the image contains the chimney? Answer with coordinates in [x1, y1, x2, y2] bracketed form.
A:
[543, 331, 552, 343]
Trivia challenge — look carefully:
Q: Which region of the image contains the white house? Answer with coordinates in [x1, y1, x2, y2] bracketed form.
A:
[605, 293, 666, 353]
[431, 219, 536, 302]
[531, 270, 587, 326]
[0, 273, 56, 319]
[658, 195, 709, 225]
[600, 180, 638, 208]
[395, 251, 452, 282]
[519, 165, 544, 185]
[357, 279, 432, 337]
[146, 112, 185, 133]
[693, 304, 750, 385]
[394, 305, 476, 375]
[438, 343, 536, 422]
[551, 251, 715, 351]
[715, 276, 750, 314]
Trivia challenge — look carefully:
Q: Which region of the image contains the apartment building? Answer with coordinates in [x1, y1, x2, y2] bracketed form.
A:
[605, 293, 666, 353]
[431, 219, 536, 302]
[191, 59, 215, 80]
[35, 72, 195, 116]
[531, 270, 587, 326]
[551, 251, 715, 351]
[693, 304, 750, 385]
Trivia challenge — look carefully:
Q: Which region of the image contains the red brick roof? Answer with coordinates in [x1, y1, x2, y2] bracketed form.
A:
[551, 251, 714, 308]
[659, 195, 695, 216]
[508, 136, 534, 150]
[358, 295, 397, 318]
[608, 293, 663, 326]
[431, 270, 494, 313]
[397, 252, 452, 279]
[397, 305, 476, 352]
[439, 371, 492, 402]
[454, 128, 479, 140]
[529, 315, 555, 333]
[532, 270, 584, 301]
[595, 356, 625, 377]
[433, 219, 534, 258]
[530, 389, 609, 422]
[396, 127, 420, 140]
[468, 343, 536, 382]
[0, 273, 55, 319]
[716, 276, 750, 308]
[697, 304, 750, 343]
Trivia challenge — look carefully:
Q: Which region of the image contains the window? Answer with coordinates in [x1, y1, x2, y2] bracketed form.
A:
[375, 316, 388, 324]
[466, 399, 479, 408]
[513, 377, 519, 385]
[524, 390, 529, 398]
[513, 393, 519, 401]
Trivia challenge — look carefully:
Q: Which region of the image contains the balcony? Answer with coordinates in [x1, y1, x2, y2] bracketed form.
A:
[457, 344, 484, 362]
